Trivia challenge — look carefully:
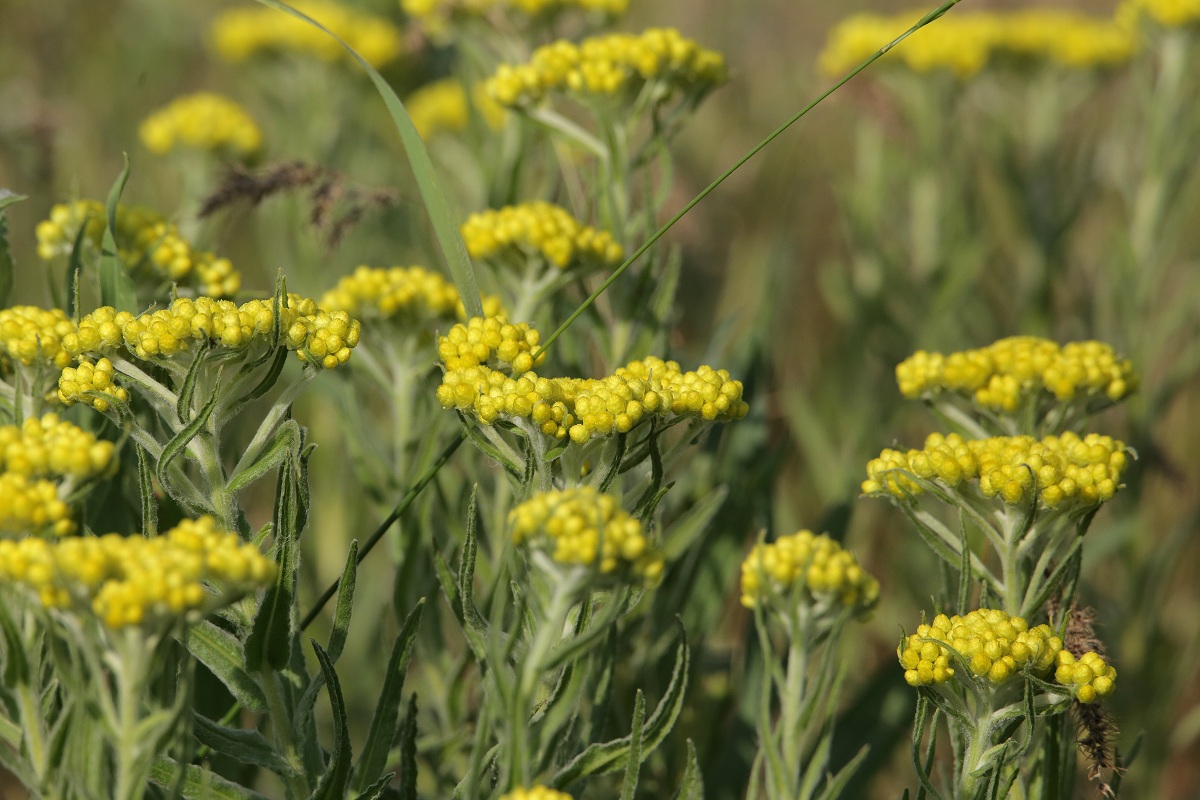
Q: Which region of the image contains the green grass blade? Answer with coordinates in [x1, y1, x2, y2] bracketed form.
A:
[534, 0, 969, 358]
[0, 190, 27, 308]
[250, 0, 481, 317]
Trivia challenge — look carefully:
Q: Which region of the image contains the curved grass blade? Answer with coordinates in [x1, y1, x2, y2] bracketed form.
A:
[250, 0, 481, 317]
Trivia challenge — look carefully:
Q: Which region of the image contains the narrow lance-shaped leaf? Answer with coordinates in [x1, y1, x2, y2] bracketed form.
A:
[460, 485, 487, 633]
[183, 622, 267, 711]
[65, 219, 89, 319]
[618, 691, 647, 800]
[226, 420, 300, 497]
[309, 641, 353, 800]
[327, 540, 358, 664]
[157, 388, 220, 489]
[352, 598, 425, 793]
[397, 694, 419, 800]
[99, 154, 138, 313]
[0, 190, 27, 308]
[671, 739, 704, 800]
[150, 757, 273, 800]
[192, 715, 297, 777]
[136, 443, 158, 537]
[246, 458, 299, 672]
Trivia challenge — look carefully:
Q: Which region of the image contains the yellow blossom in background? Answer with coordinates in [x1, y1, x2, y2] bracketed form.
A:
[898, 609, 1062, 689]
[499, 788, 575, 800]
[138, 92, 263, 159]
[403, 0, 625, 35]
[896, 337, 1137, 411]
[1055, 650, 1118, 704]
[211, 0, 403, 67]
[0, 414, 113, 481]
[35, 199, 242, 297]
[1119, 0, 1200, 27]
[0, 472, 75, 537]
[461, 201, 623, 270]
[818, 8, 1136, 78]
[0, 306, 78, 369]
[405, 79, 506, 139]
[486, 28, 726, 108]
[0, 516, 276, 628]
[739, 530, 878, 616]
[863, 431, 1128, 509]
[509, 487, 662, 581]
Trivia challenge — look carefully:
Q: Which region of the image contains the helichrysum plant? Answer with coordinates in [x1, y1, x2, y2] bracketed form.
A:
[865, 336, 1134, 796]
[139, 92, 264, 161]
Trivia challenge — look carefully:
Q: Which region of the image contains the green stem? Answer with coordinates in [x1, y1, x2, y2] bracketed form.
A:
[262, 670, 313, 800]
[957, 705, 995, 800]
[779, 613, 811, 797]
[15, 682, 47, 790]
[110, 628, 154, 800]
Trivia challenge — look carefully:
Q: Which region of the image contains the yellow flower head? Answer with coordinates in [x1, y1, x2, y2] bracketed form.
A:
[499, 788, 575, 800]
[898, 609, 1062, 689]
[461, 201, 624, 271]
[403, 0, 626, 37]
[0, 516, 277, 628]
[319, 265, 501, 324]
[739, 530, 879, 617]
[0, 306, 78, 369]
[139, 92, 263, 159]
[405, 79, 507, 140]
[0, 414, 114, 481]
[486, 28, 726, 109]
[0, 472, 75, 538]
[1118, 0, 1200, 28]
[896, 337, 1137, 411]
[35, 200, 243, 298]
[211, 0, 403, 67]
[57, 358, 130, 413]
[437, 315, 545, 373]
[509, 487, 662, 582]
[1054, 649, 1117, 704]
[863, 431, 1128, 509]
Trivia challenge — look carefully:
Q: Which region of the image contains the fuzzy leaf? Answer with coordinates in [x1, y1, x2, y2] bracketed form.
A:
[151, 758, 272, 800]
[135, 443, 158, 537]
[156, 389, 220, 489]
[353, 598, 425, 793]
[309, 641, 353, 800]
[99, 155, 138, 313]
[352, 773, 395, 800]
[0, 190, 26, 309]
[327, 539, 358, 664]
[226, 420, 300, 497]
[246, 459, 300, 671]
[671, 739, 704, 800]
[398, 694, 419, 800]
[618, 691, 647, 800]
[183, 622, 267, 711]
[193, 715, 296, 777]
[460, 486, 487, 634]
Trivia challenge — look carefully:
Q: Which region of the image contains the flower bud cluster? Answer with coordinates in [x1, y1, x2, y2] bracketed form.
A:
[0, 414, 113, 481]
[0, 472, 74, 537]
[210, 0, 403, 67]
[436, 327, 748, 441]
[0, 516, 276, 628]
[0, 305, 78, 369]
[1054, 650, 1118, 704]
[461, 201, 624, 270]
[739, 530, 879, 616]
[405, 79, 507, 140]
[863, 431, 1127, 509]
[35, 200, 242, 297]
[819, 9, 1136, 79]
[899, 609, 1063, 688]
[320, 265, 501, 323]
[437, 315, 545, 373]
[896, 337, 1136, 411]
[498, 787, 575, 800]
[486, 28, 726, 108]
[509, 487, 663, 581]
[76, 295, 360, 369]
[57, 358, 129, 412]
[138, 92, 263, 159]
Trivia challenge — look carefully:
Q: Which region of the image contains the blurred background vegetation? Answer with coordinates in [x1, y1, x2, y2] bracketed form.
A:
[1, 0, 1198, 797]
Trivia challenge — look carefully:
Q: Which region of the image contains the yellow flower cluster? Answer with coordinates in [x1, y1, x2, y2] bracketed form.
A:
[437, 323, 749, 442]
[1054, 650, 1118, 704]
[461, 201, 624, 270]
[0, 306, 78, 369]
[896, 337, 1137, 410]
[210, 0, 403, 67]
[739, 530, 879, 615]
[819, 9, 1136, 78]
[404, 0, 626, 24]
[0, 414, 114, 481]
[113, 295, 360, 369]
[499, 788, 575, 800]
[35, 200, 242, 297]
[509, 487, 662, 581]
[319, 265, 502, 323]
[486, 28, 726, 108]
[899, 609, 1062, 688]
[437, 315, 545, 373]
[405, 79, 506, 140]
[0, 516, 276, 629]
[0, 472, 74, 537]
[863, 431, 1128, 509]
[1119, 0, 1200, 28]
[57, 358, 130, 412]
[138, 92, 263, 159]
